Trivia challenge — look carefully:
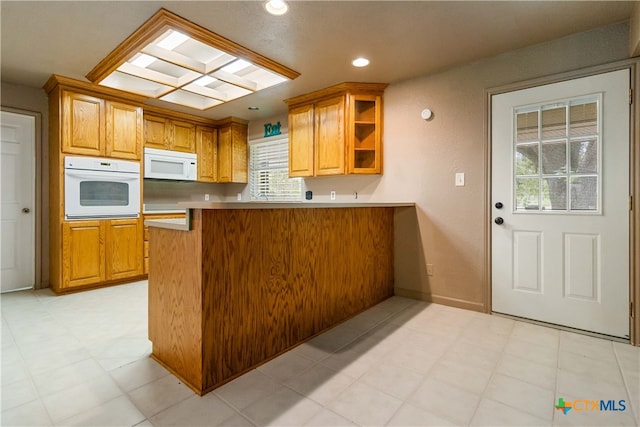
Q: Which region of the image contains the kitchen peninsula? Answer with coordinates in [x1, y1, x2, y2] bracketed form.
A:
[146, 202, 413, 395]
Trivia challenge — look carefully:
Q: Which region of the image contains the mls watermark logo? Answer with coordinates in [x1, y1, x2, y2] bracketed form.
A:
[555, 397, 627, 415]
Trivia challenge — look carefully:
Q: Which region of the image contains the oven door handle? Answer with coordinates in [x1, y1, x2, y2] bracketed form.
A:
[65, 171, 140, 181]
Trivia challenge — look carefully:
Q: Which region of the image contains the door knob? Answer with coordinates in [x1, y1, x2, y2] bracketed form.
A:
[22, 208, 30, 214]
[495, 202, 503, 209]
[494, 217, 504, 225]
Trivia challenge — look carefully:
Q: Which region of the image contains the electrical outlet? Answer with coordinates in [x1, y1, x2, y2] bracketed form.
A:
[427, 264, 434, 276]
[330, 191, 336, 200]
[455, 173, 465, 187]
[204, 194, 210, 201]
[237, 193, 242, 201]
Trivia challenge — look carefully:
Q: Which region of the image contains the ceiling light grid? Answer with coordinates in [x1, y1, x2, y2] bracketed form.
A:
[86, 9, 299, 110]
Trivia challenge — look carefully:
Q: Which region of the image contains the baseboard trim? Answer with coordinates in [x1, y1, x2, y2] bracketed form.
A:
[394, 287, 485, 313]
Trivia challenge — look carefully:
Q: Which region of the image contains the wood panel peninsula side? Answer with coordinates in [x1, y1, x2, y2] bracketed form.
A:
[146, 203, 412, 395]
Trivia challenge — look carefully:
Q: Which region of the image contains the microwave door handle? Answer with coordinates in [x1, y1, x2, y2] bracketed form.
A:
[66, 171, 139, 181]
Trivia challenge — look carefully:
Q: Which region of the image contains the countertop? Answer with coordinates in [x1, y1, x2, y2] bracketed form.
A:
[145, 201, 414, 231]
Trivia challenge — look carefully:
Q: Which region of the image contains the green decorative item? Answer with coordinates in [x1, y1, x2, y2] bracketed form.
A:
[264, 121, 282, 137]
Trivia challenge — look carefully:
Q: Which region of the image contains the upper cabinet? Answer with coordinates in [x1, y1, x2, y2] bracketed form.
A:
[217, 119, 248, 183]
[285, 82, 387, 177]
[143, 115, 196, 153]
[196, 125, 217, 182]
[61, 91, 142, 160]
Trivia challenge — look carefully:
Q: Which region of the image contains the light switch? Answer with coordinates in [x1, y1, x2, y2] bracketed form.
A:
[455, 173, 465, 187]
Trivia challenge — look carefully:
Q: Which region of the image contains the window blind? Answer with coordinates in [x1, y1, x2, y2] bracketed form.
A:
[249, 137, 302, 201]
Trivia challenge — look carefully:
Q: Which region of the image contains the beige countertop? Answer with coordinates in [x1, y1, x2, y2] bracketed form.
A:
[145, 202, 414, 231]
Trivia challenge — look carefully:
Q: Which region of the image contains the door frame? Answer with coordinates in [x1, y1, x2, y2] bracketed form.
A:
[484, 59, 640, 345]
[1, 107, 43, 290]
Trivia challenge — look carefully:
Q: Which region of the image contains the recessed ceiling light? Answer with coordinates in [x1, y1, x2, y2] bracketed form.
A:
[265, 0, 288, 16]
[352, 57, 370, 67]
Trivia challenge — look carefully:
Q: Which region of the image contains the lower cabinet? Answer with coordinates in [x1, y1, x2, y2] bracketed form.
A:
[62, 218, 142, 290]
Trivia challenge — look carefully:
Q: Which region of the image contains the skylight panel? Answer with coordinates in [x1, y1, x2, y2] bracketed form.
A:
[86, 8, 299, 111]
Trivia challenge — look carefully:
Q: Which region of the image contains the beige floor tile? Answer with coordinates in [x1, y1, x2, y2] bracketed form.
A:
[1, 378, 39, 412]
[303, 408, 356, 426]
[241, 387, 322, 426]
[558, 350, 625, 387]
[214, 369, 283, 410]
[328, 381, 403, 426]
[471, 398, 551, 426]
[0, 398, 52, 427]
[257, 350, 315, 383]
[559, 332, 617, 363]
[284, 364, 355, 405]
[109, 356, 170, 392]
[149, 393, 237, 426]
[57, 395, 146, 426]
[128, 375, 194, 418]
[497, 353, 557, 390]
[383, 341, 442, 375]
[556, 369, 630, 400]
[320, 348, 380, 379]
[504, 337, 559, 368]
[484, 373, 555, 421]
[428, 359, 493, 395]
[511, 322, 560, 349]
[41, 374, 123, 423]
[386, 402, 458, 426]
[360, 361, 425, 400]
[32, 358, 106, 396]
[443, 338, 503, 371]
[407, 377, 481, 425]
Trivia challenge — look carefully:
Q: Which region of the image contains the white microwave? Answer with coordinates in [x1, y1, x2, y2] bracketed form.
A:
[144, 148, 197, 181]
[64, 156, 141, 220]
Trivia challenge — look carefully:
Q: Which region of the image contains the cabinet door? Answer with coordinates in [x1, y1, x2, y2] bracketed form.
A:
[62, 221, 105, 288]
[171, 120, 196, 153]
[106, 101, 142, 160]
[288, 104, 314, 177]
[144, 115, 170, 149]
[196, 126, 217, 182]
[314, 96, 345, 176]
[106, 218, 142, 280]
[62, 91, 104, 156]
[217, 123, 248, 183]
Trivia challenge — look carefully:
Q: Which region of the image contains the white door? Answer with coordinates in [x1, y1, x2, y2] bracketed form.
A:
[491, 69, 630, 338]
[1, 111, 36, 293]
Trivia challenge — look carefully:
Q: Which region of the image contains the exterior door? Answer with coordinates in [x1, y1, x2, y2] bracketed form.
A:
[491, 69, 630, 338]
[1, 111, 35, 292]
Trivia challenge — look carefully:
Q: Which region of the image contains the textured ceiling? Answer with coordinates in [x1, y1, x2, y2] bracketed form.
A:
[1, 1, 635, 120]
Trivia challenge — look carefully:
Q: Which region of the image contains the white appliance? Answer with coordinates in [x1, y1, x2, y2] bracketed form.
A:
[64, 156, 141, 220]
[144, 148, 197, 181]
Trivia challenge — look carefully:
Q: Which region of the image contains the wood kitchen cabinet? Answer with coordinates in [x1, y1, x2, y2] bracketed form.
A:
[60, 219, 143, 290]
[196, 126, 217, 182]
[143, 114, 196, 153]
[285, 82, 387, 177]
[216, 119, 248, 183]
[61, 90, 142, 160]
[61, 219, 142, 291]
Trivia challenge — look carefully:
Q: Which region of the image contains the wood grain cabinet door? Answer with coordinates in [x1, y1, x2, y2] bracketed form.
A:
[144, 115, 170, 150]
[62, 221, 105, 288]
[288, 104, 315, 177]
[196, 126, 217, 182]
[62, 91, 105, 156]
[105, 101, 142, 160]
[314, 96, 345, 176]
[217, 123, 247, 183]
[171, 120, 196, 153]
[106, 218, 142, 280]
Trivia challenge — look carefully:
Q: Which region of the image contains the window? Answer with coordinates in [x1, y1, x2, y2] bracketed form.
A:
[249, 137, 302, 201]
[513, 95, 601, 213]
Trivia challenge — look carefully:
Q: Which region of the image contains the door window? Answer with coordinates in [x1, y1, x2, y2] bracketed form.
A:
[513, 96, 601, 213]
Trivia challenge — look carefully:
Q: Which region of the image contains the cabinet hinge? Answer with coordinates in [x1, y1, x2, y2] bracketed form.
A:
[630, 88, 633, 105]
[630, 195, 633, 211]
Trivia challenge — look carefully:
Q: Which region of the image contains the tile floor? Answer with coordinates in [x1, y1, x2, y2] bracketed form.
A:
[1, 280, 639, 426]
